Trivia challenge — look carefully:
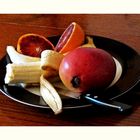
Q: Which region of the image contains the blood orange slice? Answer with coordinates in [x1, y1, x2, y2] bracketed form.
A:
[17, 33, 55, 57]
[55, 22, 85, 54]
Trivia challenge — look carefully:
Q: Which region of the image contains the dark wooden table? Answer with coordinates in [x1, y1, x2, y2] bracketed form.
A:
[0, 14, 139, 126]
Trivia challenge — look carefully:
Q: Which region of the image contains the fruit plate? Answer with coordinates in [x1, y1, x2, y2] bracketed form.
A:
[0, 35, 140, 109]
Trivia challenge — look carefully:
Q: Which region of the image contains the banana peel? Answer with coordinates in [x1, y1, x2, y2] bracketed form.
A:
[41, 50, 64, 71]
[40, 75, 62, 114]
[7, 46, 40, 64]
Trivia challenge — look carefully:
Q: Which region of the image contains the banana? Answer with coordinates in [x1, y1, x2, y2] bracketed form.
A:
[7, 46, 40, 64]
[5, 46, 67, 114]
[40, 75, 62, 114]
[81, 36, 96, 48]
[41, 50, 64, 71]
[43, 67, 58, 79]
[5, 62, 41, 84]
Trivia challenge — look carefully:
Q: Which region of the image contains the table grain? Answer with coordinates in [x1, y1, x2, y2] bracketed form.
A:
[0, 14, 139, 126]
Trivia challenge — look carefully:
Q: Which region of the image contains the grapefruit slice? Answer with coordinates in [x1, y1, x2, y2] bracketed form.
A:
[17, 33, 55, 57]
[55, 22, 85, 54]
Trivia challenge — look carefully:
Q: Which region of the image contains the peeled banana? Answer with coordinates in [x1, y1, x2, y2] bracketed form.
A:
[5, 45, 66, 114]
[5, 62, 41, 84]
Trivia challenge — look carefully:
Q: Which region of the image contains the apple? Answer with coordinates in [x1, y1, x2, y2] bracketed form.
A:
[59, 47, 116, 93]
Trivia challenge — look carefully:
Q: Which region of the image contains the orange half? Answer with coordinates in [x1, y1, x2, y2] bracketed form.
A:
[17, 33, 55, 57]
[55, 22, 85, 54]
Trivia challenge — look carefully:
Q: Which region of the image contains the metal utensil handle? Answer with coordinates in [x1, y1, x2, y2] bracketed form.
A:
[83, 94, 132, 112]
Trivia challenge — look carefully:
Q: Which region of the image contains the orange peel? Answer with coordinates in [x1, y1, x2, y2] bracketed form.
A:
[55, 22, 85, 54]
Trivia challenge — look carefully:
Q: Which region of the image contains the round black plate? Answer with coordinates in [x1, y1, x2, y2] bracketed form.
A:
[0, 35, 139, 109]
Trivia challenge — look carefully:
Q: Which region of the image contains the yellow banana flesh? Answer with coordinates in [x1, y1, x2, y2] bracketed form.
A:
[5, 62, 41, 84]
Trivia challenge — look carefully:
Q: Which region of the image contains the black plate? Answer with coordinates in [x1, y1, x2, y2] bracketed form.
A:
[0, 35, 139, 109]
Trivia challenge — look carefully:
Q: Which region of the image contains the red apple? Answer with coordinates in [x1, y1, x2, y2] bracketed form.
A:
[59, 47, 116, 93]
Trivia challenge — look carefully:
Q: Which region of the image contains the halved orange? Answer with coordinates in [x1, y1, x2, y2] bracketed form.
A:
[55, 22, 85, 54]
[17, 33, 55, 57]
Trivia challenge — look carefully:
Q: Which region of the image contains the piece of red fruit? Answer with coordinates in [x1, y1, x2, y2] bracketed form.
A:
[55, 22, 85, 54]
[17, 33, 55, 57]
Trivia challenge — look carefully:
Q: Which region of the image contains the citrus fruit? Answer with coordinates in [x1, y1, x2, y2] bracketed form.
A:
[55, 22, 85, 54]
[17, 33, 55, 57]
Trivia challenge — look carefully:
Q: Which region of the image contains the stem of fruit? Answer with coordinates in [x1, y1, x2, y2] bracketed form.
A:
[81, 36, 96, 48]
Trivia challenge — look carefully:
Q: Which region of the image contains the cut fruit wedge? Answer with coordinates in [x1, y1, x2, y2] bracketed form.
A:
[55, 22, 85, 54]
[17, 33, 55, 57]
[40, 75, 62, 114]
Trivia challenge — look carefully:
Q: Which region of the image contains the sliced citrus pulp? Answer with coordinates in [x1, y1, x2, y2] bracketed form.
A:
[17, 33, 55, 57]
[55, 22, 85, 54]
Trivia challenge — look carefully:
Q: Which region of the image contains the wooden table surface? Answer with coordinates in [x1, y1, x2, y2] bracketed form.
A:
[0, 14, 139, 126]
